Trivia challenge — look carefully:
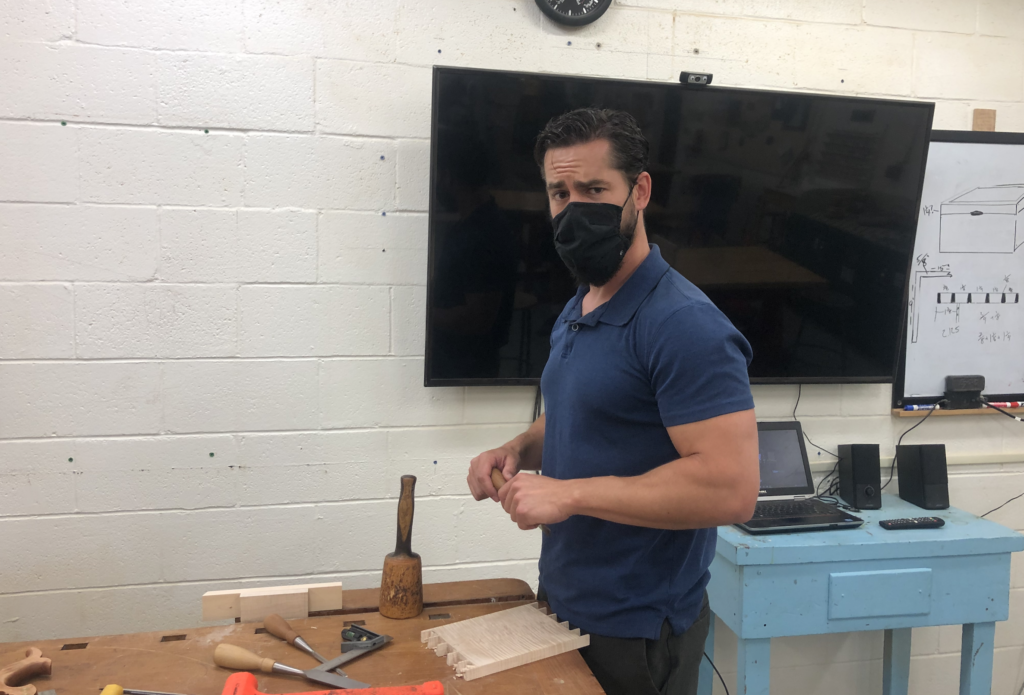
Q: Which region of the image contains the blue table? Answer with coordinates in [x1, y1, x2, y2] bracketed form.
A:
[698, 495, 1024, 695]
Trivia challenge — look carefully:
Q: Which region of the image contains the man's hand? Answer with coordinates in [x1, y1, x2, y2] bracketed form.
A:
[497, 473, 573, 530]
[468, 447, 521, 502]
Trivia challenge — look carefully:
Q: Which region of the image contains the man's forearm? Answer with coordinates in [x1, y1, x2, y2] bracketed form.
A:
[506, 414, 545, 471]
[565, 454, 758, 530]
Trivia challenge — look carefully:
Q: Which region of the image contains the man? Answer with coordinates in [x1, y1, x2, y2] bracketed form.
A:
[466, 108, 759, 695]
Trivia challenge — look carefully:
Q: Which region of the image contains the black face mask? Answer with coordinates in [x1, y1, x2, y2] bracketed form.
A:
[551, 186, 638, 287]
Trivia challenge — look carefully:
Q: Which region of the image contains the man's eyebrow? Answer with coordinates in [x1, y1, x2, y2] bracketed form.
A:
[545, 178, 612, 191]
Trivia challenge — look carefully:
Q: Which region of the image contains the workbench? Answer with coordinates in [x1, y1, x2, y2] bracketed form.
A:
[698, 495, 1024, 695]
[0, 579, 604, 694]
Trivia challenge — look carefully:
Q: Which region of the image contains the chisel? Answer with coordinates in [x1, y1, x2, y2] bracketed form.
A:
[214, 643, 368, 689]
[491, 468, 551, 534]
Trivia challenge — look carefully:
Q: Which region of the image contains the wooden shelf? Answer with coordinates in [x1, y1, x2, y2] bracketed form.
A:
[892, 407, 1024, 418]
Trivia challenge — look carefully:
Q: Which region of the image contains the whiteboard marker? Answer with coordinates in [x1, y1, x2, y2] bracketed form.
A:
[904, 404, 941, 411]
[985, 401, 1024, 409]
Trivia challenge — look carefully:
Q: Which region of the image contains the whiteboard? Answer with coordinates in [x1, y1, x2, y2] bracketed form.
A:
[901, 131, 1024, 400]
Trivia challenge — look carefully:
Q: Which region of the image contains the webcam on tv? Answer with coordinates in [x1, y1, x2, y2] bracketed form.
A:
[679, 71, 713, 86]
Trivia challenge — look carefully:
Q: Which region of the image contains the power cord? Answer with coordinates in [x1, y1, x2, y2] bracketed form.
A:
[703, 652, 729, 695]
[793, 385, 843, 499]
[533, 385, 543, 421]
[881, 402, 943, 491]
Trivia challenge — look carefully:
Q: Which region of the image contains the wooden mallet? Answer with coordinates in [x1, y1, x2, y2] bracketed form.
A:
[379, 475, 423, 619]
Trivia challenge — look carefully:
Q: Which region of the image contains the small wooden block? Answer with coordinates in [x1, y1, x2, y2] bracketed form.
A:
[240, 586, 308, 622]
[421, 603, 589, 681]
[202, 582, 343, 622]
[973, 108, 996, 132]
[308, 582, 344, 612]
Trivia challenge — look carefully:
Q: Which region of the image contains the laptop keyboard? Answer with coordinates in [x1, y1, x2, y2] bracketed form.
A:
[752, 499, 834, 519]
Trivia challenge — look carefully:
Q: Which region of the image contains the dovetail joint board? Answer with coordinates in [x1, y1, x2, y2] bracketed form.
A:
[201, 582, 342, 621]
[420, 602, 590, 681]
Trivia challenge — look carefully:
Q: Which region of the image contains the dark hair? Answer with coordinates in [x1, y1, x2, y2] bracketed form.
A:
[533, 108, 649, 184]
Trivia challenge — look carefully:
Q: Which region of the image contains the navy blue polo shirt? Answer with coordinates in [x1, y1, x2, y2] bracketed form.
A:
[538, 244, 754, 640]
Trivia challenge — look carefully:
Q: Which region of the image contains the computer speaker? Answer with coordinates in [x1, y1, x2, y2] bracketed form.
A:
[896, 444, 949, 510]
[838, 444, 881, 509]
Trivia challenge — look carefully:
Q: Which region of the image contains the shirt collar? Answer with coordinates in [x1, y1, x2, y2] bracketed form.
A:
[563, 245, 670, 327]
[598, 244, 670, 326]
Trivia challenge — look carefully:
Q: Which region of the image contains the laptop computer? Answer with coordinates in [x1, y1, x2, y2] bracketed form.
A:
[735, 421, 864, 535]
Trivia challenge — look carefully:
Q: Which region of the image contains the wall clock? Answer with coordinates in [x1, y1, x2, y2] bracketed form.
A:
[535, 0, 613, 27]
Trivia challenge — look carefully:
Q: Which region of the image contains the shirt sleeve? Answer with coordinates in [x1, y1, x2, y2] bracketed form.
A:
[644, 301, 755, 428]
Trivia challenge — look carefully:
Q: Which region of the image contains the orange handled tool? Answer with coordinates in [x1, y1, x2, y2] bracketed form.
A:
[220, 672, 443, 695]
[490, 469, 551, 534]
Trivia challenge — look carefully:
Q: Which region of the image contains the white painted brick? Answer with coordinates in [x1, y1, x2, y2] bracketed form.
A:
[946, 470, 1024, 522]
[396, 139, 431, 212]
[244, 134, 395, 210]
[751, 384, 801, 418]
[238, 285, 390, 357]
[386, 424, 529, 496]
[0, 439, 76, 473]
[0, 204, 159, 282]
[77, 0, 244, 52]
[396, 1, 546, 72]
[541, 6, 672, 55]
[0, 469, 77, 517]
[787, 416, 894, 460]
[537, 45, 651, 81]
[841, 384, 892, 417]
[865, 0, 975, 33]
[80, 128, 244, 206]
[0, 0, 74, 41]
[0, 43, 157, 124]
[618, 0, 863, 24]
[771, 631, 882, 667]
[0, 362, 162, 438]
[464, 386, 536, 424]
[392, 285, 426, 357]
[794, 25, 914, 96]
[317, 60, 431, 138]
[319, 358, 464, 428]
[647, 53, 675, 82]
[0, 123, 78, 203]
[908, 651, 962, 694]
[159, 208, 314, 283]
[671, 15, 800, 90]
[932, 100, 972, 129]
[318, 211, 427, 285]
[245, 0, 398, 62]
[914, 34, 1024, 101]
[157, 53, 314, 132]
[0, 284, 74, 358]
[913, 415, 1020, 459]
[75, 434, 237, 470]
[162, 360, 319, 433]
[980, 0, 1024, 39]
[912, 625, 942, 656]
[238, 430, 387, 466]
[76, 468, 240, 513]
[76, 284, 237, 358]
[235, 460, 388, 506]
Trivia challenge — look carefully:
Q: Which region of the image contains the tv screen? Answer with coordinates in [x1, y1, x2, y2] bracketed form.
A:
[425, 66, 933, 386]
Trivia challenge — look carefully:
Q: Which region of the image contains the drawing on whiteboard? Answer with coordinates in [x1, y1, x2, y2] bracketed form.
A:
[939, 184, 1024, 254]
[909, 253, 951, 344]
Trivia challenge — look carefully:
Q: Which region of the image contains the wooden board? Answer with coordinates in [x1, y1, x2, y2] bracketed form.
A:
[202, 582, 342, 622]
[421, 603, 590, 681]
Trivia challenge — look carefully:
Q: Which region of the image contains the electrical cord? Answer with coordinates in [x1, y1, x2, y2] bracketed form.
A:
[533, 384, 543, 421]
[881, 403, 943, 491]
[703, 652, 730, 695]
[982, 399, 1024, 423]
[793, 385, 842, 498]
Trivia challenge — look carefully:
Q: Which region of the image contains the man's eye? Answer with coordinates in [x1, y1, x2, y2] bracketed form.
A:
[589, 188, 605, 195]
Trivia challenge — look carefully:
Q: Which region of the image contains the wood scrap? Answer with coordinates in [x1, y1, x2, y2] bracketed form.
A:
[0, 647, 52, 695]
[202, 582, 342, 621]
[420, 603, 589, 681]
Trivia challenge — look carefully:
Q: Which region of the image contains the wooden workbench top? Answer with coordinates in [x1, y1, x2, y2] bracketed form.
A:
[0, 579, 603, 695]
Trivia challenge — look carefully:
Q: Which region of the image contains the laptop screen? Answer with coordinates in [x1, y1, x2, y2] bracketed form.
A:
[756, 421, 815, 497]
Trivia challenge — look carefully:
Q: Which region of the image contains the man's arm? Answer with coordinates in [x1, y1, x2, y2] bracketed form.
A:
[498, 409, 759, 530]
[467, 414, 545, 502]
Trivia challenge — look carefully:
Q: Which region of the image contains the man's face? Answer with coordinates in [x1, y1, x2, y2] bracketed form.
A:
[543, 138, 634, 218]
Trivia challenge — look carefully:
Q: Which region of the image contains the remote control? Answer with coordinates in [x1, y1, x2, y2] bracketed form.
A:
[878, 517, 945, 530]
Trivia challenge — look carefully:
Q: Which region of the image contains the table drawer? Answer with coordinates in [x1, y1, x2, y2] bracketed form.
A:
[829, 569, 932, 620]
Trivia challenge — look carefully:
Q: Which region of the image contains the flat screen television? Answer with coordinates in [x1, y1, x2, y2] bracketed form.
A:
[425, 66, 934, 387]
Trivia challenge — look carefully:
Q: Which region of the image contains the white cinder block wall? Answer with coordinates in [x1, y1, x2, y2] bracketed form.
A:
[2, 0, 1024, 692]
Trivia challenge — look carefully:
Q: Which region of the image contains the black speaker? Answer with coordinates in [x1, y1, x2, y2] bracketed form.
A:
[896, 444, 949, 510]
[838, 444, 881, 509]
